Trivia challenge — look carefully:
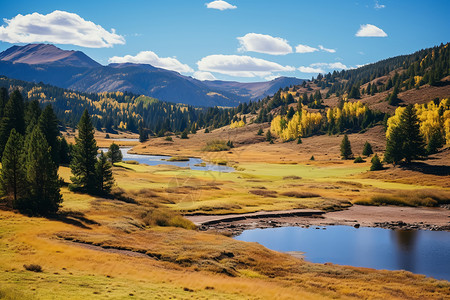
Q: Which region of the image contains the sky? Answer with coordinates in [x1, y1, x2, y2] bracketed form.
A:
[0, 0, 449, 82]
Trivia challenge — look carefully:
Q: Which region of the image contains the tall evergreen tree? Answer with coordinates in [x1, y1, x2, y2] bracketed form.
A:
[0, 129, 26, 204]
[340, 134, 353, 159]
[24, 99, 41, 135]
[138, 120, 148, 142]
[38, 105, 60, 165]
[59, 136, 72, 165]
[0, 87, 7, 118]
[70, 109, 98, 193]
[24, 127, 62, 215]
[95, 151, 114, 194]
[400, 105, 426, 163]
[426, 128, 444, 154]
[0, 90, 25, 158]
[107, 143, 122, 163]
[362, 141, 374, 156]
[384, 126, 404, 165]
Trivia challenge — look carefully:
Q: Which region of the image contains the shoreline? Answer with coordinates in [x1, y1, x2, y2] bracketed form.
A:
[186, 205, 450, 235]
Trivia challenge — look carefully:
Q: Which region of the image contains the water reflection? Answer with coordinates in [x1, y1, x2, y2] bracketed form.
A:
[235, 226, 450, 280]
[391, 230, 417, 273]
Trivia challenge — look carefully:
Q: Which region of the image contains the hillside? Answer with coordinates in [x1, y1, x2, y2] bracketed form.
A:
[0, 44, 303, 107]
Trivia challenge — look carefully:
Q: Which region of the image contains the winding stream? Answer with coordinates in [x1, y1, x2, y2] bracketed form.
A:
[235, 225, 450, 280]
[99, 147, 234, 172]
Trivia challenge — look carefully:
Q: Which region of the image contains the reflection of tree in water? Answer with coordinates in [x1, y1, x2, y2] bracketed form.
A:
[391, 229, 418, 273]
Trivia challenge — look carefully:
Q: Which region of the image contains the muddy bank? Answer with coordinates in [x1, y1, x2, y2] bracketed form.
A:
[186, 205, 450, 235]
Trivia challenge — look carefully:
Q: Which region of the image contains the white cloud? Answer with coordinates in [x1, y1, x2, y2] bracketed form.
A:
[237, 33, 292, 55]
[374, 1, 385, 9]
[0, 10, 125, 48]
[295, 44, 318, 53]
[109, 51, 193, 73]
[197, 54, 295, 78]
[355, 24, 387, 37]
[206, 0, 237, 10]
[193, 71, 217, 81]
[318, 45, 336, 53]
[311, 62, 348, 69]
[298, 66, 325, 73]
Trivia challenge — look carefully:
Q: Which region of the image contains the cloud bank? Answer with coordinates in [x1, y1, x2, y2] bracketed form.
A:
[206, 1, 237, 10]
[109, 51, 193, 73]
[0, 10, 125, 48]
[197, 54, 295, 78]
[237, 33, 292, 55]
[355, 24, 387, 37]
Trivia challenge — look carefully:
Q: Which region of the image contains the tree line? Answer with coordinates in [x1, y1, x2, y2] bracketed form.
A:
[0, 88, 116, 215]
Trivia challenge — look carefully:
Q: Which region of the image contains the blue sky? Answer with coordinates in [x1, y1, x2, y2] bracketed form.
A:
[0, 0, 449, 82]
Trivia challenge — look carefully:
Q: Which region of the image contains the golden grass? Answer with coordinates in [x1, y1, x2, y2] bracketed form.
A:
[355, 189, 450, 207]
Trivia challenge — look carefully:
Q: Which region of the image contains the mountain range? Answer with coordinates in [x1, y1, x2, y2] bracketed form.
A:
[0, 44, 303, 107]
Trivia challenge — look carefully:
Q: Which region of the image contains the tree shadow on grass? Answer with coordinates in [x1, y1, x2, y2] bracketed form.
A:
[48, 211, 100, 230]
[400, 162, 450, 176]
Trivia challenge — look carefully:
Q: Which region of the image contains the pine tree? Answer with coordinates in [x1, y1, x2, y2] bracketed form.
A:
[265, 130, 273, 142]
[0, 129, 26, 204]
[70, 109, 98, 193]
[257, 128, 263, 135]
[24, 99, 41, 136]
[59, 136, 71, 165]
[0, 87, 8, 118]
[362, 141, 373, 156]
[107, 143, 122, 163]
[138, 120, 148, 142]
[38, 105, 60, 166]
[384, 125, 404, 165]
[24, 127, 62, 215]
[400, 105, 426, 163]
[95, 151, 114, 194]
[340, 134, 353, 159]
[370, 154, 383, 171]
[426, 128, 444, 154]
[0, 90, 25, 158]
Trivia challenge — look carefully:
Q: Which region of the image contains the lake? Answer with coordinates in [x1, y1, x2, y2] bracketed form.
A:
[235, 225, 450, 281]
[99, 147, 234, 172]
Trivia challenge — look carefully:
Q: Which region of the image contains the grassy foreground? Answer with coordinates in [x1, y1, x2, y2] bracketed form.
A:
[1, 159, 450, 299]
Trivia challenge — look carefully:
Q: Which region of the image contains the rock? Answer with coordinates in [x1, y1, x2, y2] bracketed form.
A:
[354, 223, 360, 228]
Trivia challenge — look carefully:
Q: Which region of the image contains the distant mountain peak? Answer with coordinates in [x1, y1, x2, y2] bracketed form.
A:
[0, 44, 100, 68]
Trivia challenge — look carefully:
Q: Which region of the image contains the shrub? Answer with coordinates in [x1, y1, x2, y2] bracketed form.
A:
[24, 264, 42, 272]
[180, 130, 189, 139]
[310, 155, 315, 160]
[249, 189, 277, 197]
[281, 191, 320, 198]
[353, 156, 365, 163]
[204, 128, 209, 133]
[141, 209, 196, 230]
[354, 190, 450, 207]
[167, 156, 189, 161]
[165, 136, 173, 141]
[257, 128, 263, 135]
[203, 140, 230, 152]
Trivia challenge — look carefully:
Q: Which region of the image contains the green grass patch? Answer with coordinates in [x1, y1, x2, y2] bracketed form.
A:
[166, 156, 189, 162]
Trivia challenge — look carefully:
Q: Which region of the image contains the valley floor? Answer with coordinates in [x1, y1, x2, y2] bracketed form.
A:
[2, 124, 450, 299]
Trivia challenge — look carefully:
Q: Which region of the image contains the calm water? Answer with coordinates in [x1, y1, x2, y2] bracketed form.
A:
[99, 147, 234, 172]
[235, 226, 450, 280]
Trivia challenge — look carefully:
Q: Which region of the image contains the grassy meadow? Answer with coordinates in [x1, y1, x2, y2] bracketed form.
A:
[2, 125, 450, 299]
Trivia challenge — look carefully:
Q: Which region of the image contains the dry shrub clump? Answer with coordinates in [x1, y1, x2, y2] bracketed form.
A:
[23, 264, 42, 272]
[355, 189, 450, 207]
[141, 208, 196, 230]
[202, 140, 230, 152]
[249, 189, 278, 197]
[282, 191, 321, 198]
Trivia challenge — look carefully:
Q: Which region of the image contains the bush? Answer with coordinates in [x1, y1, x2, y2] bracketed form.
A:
[353, 156, 365, 163]
[281, 191, 320, 198]
[165, 136, 173, 141]
[202, 140, 230, 152]
[24, 264, 42, 272]
[141, 209, 196, 230]
[180, 130, 189, 139]
[204, 128, 209, 133]
[257, 128, 263, 135]
[310, 155, 315, 161]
